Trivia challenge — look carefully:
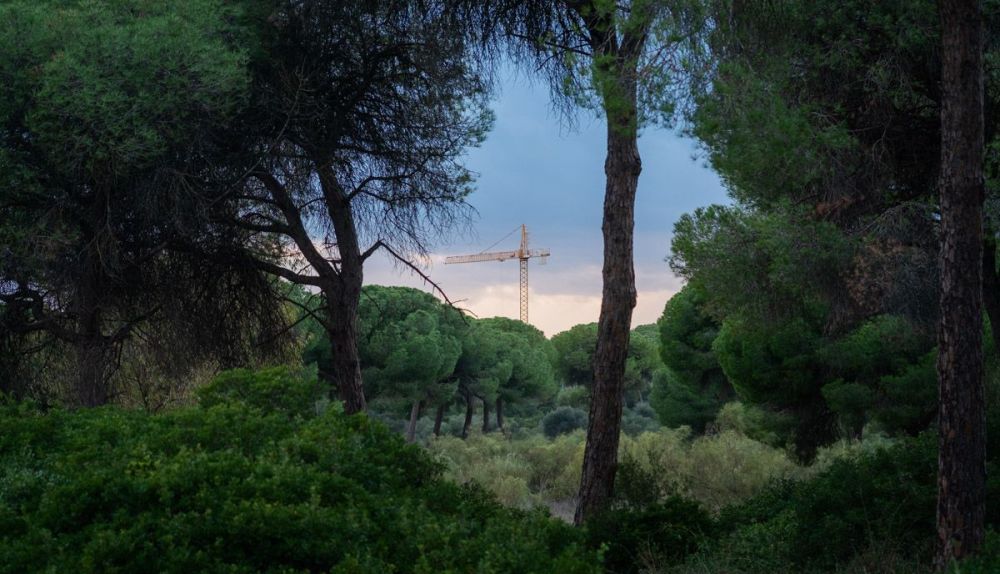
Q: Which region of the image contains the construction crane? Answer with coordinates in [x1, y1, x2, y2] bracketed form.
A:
[445, 224, 550, 323]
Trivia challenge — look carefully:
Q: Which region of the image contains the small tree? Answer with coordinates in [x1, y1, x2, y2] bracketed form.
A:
[0, 0, 283, 405]
[217, 0, 491, 413]
[480, 317, 558, 430]
[452, 320, 512, 438]
[461, 0, 707, 522]
[357, 286, 464, 442]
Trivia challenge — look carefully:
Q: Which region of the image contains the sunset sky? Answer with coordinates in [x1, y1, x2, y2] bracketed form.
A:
[364, 70, 730, 337]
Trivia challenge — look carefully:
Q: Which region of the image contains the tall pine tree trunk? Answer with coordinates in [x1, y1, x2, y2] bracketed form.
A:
[433, 403, 447, 437]
[324, 285, 366, 415]
[318, 166, 367, 415]
[982, 238, 1000, 349]
[936, 0, 986, 567]
[482, 398, 491, 433]
[406, 400, 424, 443]
[73, 195, 112, 407]
[462, 388, 474, 439]
[575, 92, 641, 525]
[495, 397, 504, 431]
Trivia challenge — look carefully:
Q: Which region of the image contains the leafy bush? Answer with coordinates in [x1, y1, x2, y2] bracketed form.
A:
[950, 531, 1000, 574]
[621, 402, 661, 436]
[195, 364, 326, 417]
[713, 401, 794, 447]
[697, 435, 937, 571]
[429, 431, 585, 507]
[555, 385, 590, 409]
[0, 370, 601, 573]
[542, 406, 588, 438]
[587, 497, 714, 574]
[620, 429, 798, 513]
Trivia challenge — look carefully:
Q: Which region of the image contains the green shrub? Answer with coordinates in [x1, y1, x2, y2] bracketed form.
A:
[622, 402, 661, 436]
[950, 531, 1000, 574]
[542, 406, 588, 438]
[619, 429, 797, 513]
[703, 435, 937, 571]
[713, 401, 793, 448]
[587, 497, 714, 574]
[428, 431, 586, 507]
[556, 385, 590, 409]
[195, 365, 327, 417]
[0, 370, 600, 573]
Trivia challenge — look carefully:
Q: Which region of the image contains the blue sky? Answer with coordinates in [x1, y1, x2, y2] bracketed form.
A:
[365, 70, 730, 336]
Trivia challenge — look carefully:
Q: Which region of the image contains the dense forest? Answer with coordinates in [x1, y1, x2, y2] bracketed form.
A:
[2, 0, 1000, 572]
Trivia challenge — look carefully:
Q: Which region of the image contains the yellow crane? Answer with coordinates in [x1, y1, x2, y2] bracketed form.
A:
[445, 224, 550, 323]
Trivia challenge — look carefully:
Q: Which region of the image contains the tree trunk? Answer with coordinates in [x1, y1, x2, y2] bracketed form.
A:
[575, 97, 641, 524]
[936, 0, 987, 567]
[406, 400, 424, 443]
[74, 333, 111, 407]
[318, 166, 367, 415]
[462, 389, 474, 439]
[73, 205, 112, 407]
[982, 238, 1000, 350]
[482, 398, 491, 433]
[495, 397, 504, 431]
[433, 403, 447, 436]
[324, 291, 366, 415]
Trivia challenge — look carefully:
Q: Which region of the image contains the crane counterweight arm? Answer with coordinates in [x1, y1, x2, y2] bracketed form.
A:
[444, 250, 518, 264]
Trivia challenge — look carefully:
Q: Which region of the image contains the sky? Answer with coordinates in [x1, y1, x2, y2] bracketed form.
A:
[364, 71, 730, 337]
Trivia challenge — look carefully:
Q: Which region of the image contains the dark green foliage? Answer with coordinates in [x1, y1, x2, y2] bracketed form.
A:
[819, 315, 937, 435]
[0, 0, 288, 404]
[586, 497, 714, 574]
[710, 436, 941, 570]
[550, 323, 660, 403]
[542, 406, 588, 438]
[359, 286, 464, 408]
[479, 317, 559, 409]
[650, 368, 723, 432]
[613, 454, 668, 510]
[658, 285, 723, 385]
[620, 402, 661, 436]
[713, 314, 825, 406]
[195, 365, 326, 418]
[551, 323, 598, 387]
[948, 531, 1000, 573]
[0, 369, 600, 573]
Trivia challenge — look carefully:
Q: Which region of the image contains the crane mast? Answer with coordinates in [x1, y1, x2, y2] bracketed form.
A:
[445, 224, 550, 323]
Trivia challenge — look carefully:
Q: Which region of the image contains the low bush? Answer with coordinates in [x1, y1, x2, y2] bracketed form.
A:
[620, 429, 798, 513]
[622, 402, 661, 436]
[0, 369, 601, 573]
[587, 497, 714, 574]
[950, 531, 1000, 574]
[680, 435, 939, 572]
[542, 406, 588, 438]
[429, 431, 585, 508]
[555, 385, 590, 409]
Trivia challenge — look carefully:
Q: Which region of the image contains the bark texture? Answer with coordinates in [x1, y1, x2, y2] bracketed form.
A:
[320, 169, 368, 415]
[461, 389, 474, 439]
[936, 0, 987, 567]
[405, 400, 424, 443]
[433, 403, 447, 436]
[482, 398, 491, 433]
[575, 105, 641, 524]
[982, 238, 1000, 350]
[324, 286, 366, 415]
